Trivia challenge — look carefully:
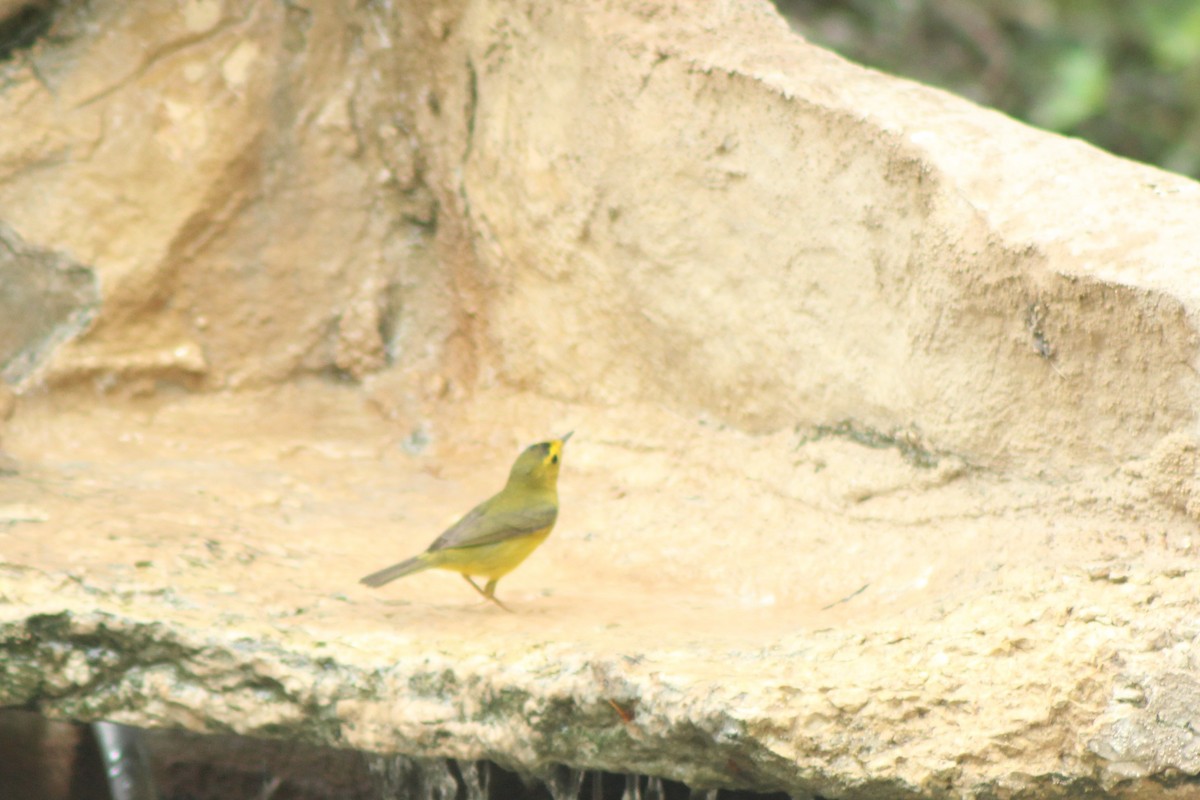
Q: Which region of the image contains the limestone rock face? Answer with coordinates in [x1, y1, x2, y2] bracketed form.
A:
[2, 1, 1200, 799]
[0, 223, 98, 384]
[2, 0, 1198, 470]
[0, 0, 450, 391]
[453, 1, 1200, 475]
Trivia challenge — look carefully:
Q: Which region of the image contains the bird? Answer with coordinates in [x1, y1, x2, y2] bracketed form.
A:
[359, 433, 572, 610]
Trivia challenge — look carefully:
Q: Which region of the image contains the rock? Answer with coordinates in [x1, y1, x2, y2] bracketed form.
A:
[0, 382, 15, 422]
[0, 1, 1199, 799]
[450, 1, 1200, 475]
[1090, 673, 1200, 782]
[0, 386, 1198, 799]
[0, 0, 449, 391]
[0, 381, 15, 465]
[0, 223, 99, 385]
[0, 0, 1196, 472]
[1137, 433, 1200, 522]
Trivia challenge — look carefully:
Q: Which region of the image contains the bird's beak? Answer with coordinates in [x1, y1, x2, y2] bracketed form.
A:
[560, 431, 574, 444]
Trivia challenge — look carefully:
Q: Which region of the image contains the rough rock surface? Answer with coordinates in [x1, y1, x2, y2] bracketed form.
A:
[1, 0, 1199, 798]
[450, 2, 1200, 476]
[0, 222, 98, 384]
[0, 0, 451, 392]
[2, 386, 1199, 799]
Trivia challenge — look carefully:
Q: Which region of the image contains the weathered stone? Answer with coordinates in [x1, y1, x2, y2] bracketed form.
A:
[1, 386, 1199, 799]
[0, 223, 98, 384]
[446, 1, 1200, 475]
[1090, 673, 1200, 781]
[0, 0, 446, 391]
[1130, 433, 1200, 523]
[0, 1, 1199, 799]
[1, 0, 1197, 471]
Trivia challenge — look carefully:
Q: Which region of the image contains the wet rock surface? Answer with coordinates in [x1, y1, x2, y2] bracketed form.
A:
[0, 707, 791, 799]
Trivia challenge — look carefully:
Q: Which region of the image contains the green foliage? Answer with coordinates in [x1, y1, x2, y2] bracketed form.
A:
[1029, 45, 1109, 130]
[777, 0, 1200, 178]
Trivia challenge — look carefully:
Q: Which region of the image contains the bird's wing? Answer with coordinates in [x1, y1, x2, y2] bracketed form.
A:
[428, 500, 557, 551]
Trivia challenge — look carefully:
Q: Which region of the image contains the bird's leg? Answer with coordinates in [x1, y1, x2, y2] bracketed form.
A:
[462, 575, 512, 612]
[482, 579, 513, 612]
[462, 574, 486, 599]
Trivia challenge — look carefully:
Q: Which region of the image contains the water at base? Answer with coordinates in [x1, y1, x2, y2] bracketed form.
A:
[364, 756, 792, 800]
[0, 711, 797, 800]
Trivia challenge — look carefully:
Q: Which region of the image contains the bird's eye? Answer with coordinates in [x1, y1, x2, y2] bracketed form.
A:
[551, 454, 559, 464]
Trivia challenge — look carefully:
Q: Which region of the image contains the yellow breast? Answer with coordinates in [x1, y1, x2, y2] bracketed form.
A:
[427, 526, 554, 579]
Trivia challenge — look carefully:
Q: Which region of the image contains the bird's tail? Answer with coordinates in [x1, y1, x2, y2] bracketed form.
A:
[359, 555, 431, 587]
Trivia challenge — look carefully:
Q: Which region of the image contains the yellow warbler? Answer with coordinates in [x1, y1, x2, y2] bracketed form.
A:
[360, 433, 572, 610]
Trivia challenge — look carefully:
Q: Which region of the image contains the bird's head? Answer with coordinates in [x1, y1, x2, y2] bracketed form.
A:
[507, 432, 572, 490]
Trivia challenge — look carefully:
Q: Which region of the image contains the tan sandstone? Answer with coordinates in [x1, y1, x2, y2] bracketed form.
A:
[1, 1, 1199, 797]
